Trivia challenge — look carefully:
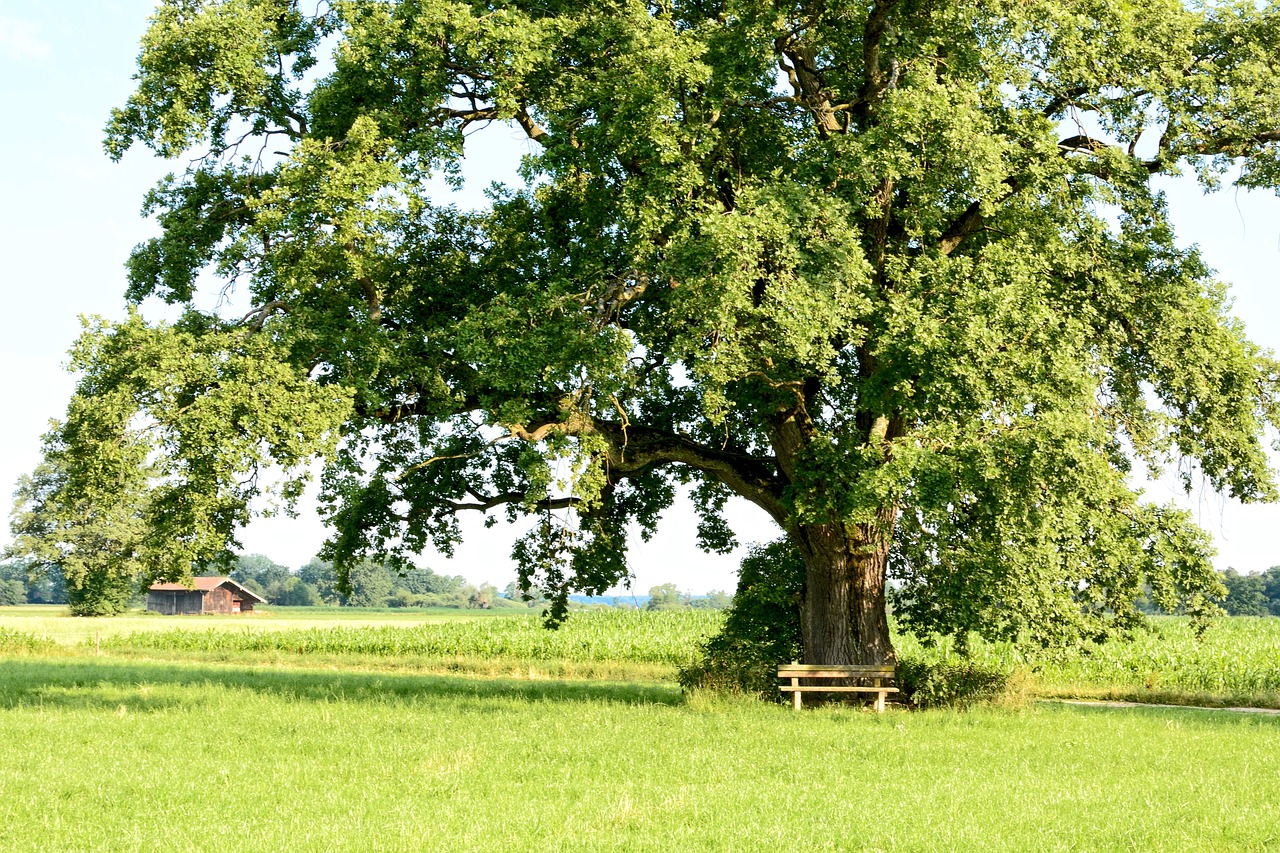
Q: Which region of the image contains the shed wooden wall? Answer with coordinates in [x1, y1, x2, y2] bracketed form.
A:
[146, 590, 204, 615]
[204, 587, 237, 614]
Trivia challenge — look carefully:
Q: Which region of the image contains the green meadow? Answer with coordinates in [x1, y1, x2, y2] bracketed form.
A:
[1, 607, 1279, 851]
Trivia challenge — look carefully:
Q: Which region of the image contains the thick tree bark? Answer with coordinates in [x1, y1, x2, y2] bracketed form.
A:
[792, 507, 898, 666]
[766, 400, 900, 667]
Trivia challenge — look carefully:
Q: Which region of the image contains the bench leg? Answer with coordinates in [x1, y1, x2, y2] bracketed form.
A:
[792, 677, 802, 710]
[875, 691, 886, 713]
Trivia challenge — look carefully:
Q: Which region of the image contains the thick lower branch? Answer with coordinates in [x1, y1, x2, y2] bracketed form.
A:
[591, 420, 789, 525]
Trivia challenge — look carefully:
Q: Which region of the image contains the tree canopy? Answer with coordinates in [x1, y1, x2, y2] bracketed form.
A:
[1217, 567, 1280, 617]
[10, 0, 1280, 660]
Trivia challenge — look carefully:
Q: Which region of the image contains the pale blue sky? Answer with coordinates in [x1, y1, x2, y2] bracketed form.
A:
[1, 2, 1277, 593]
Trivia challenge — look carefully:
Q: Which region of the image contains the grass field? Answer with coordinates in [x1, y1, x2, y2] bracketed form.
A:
[2, 606, 1280, 850]
[0, 655, 1277, 851]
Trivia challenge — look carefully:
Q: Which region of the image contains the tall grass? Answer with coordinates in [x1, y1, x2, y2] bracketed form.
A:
[895, 616, 1280, 703]
[97, 609, 723, 666]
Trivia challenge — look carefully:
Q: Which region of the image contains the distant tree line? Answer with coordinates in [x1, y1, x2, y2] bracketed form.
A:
[1217, 568, 1280, 617]
[643, 583, 732, 612]
[0, 559, 68, 606]
[0, 551, 733, 613]
[0, 552, 522, 612]
[231, 559, 734, 611]
[227, 554, 522, 610]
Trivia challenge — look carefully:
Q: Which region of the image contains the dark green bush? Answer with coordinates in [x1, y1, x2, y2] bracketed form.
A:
[895, 656, 1012, 708]
[678, 539, 803, 697]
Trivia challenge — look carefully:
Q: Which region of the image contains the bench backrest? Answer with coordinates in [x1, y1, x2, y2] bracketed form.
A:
[777, 664, 895, 679]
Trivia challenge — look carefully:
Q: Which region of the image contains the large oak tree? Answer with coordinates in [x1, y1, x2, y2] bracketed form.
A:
[11, 0, 1280, 659]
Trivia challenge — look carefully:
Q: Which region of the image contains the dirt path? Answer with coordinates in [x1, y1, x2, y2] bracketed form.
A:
[1042, 699, 1280, 716]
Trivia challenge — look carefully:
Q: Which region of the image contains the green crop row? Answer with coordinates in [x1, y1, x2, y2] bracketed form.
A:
[0, 627, 57, 654]
[96, 609, 725, 665]
[16, 610, 1280, 700]
[894, 616, 1280, 696]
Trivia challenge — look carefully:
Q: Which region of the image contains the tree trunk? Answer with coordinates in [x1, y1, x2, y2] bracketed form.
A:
[793, 507, 897, 666]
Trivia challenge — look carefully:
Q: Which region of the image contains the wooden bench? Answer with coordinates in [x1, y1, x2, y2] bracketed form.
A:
[778, 662, 899, 712]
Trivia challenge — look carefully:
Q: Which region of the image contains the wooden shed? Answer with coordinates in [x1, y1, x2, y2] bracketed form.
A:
[146, 577, 265, 615]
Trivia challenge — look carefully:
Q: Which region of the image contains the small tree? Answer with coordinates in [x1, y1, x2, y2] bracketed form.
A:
[646, 583, 685, 612]
[274, 576, 322, 607]
[504, 579, 547, 608]
[10, 446, 147, 617]
[0, 580, 25, 607]
[345, 560, 394, 608]
[298, 558, 343, 605]
[1262, 568, 1280, 616]
[681, 540, 804, 694]
[231, 553, 292, 600]
[468, 582, 498, 609]
[1219, 568, 1280, 617]
[690, 590, 733, 611]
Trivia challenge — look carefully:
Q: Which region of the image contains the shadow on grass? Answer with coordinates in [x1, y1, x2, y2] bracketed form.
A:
[0, 656, 684, 715]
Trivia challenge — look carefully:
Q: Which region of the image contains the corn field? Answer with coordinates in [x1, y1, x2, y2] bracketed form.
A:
[1033, 617, 1280, 694]
[0, 627, 56, 655]
[894, 616, 1280, 696]
[95, 609, 725, 666]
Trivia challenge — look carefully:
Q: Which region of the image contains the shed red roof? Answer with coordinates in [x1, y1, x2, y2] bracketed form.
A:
[148, 576, 265, 603]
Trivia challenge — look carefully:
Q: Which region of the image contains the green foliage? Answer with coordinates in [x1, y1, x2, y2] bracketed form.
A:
[502, 580, 548, 609]
[229, 553, 291, 601]
[689, 590, 732, 610]
[679, 540, 803, 696]
[64, 568, 137, 617]
[263, 556, 524, 610]
[272, 576, 321, 607]
[892, 493, 1228, 648]
[0, 559, 68, 606]
[894, 656, 1013, 709]
[0, 580, 26, 607]
[645, 583, 684, 612]
[7, 313, 352, 611]
[21, 0, 1280, 657]
[1218, 567, 1280, 617]
[344, 559, 395, 608]
[298, 558, 343, 605]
